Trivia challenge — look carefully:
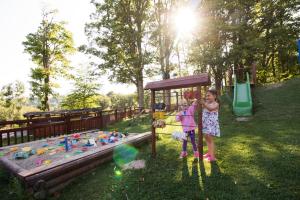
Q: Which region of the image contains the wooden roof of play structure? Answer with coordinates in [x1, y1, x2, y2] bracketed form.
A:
[144, 73, 210, 91]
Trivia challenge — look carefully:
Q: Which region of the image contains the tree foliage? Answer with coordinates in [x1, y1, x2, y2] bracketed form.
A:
[0, 81, 26, 120]
[81, 0, 153, 108]
[189, 0, 299, 91]
[60, 67, 102, 109]
[107, 92, 136, 109]
[23, 10, 75, 111]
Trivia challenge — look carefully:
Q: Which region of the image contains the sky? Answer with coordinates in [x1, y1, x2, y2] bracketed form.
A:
[0, 0, 136, 96]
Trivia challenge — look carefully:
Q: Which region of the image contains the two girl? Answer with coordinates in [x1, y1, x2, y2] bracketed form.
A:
[176, 89, 220, 161]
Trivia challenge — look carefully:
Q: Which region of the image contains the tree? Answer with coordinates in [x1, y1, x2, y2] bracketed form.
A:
[23, 10, 75, 111]
[60, 67, 101, 109]
[98, 95, 111, 110]
[189, 0, 231, 93]
[0, 81, 26, 120]
[151, 0, 177, 110]
[81, 0, 153, 109]
[254, 0, 300, 82]
[107, 92, 136, 109]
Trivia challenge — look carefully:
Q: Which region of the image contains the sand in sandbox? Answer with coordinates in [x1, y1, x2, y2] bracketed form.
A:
[0, 130, 130, 170]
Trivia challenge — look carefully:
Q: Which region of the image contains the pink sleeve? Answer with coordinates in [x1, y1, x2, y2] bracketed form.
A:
[188, 102, 197, 114]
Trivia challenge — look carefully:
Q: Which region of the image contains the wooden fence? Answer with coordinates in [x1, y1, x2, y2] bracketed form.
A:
[0, 107, 142, 147]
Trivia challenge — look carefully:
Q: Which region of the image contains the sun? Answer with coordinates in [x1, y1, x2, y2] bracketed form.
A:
[174, 7, 197, 38]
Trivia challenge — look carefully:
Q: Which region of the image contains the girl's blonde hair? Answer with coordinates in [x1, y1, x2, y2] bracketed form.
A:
[179, 99, 189, 106]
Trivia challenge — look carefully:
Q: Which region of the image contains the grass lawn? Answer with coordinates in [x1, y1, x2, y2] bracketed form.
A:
[1, 78, 299, 200]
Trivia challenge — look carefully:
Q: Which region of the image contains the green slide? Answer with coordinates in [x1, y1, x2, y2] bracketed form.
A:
[232, 72, 253, 116]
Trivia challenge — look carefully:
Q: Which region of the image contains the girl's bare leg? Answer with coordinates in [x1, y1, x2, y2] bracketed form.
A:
[210, 136, 216, 159]
[205, 134, 216, 159]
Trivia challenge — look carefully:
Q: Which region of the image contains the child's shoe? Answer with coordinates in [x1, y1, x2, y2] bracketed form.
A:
[204, 155, 216, 162]
[179, 151, 188, 158]
[193, 151, 199, 158]
[203, 153, 210, 158]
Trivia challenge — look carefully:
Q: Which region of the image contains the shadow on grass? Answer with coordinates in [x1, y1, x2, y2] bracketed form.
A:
[181, 158, 202, 198]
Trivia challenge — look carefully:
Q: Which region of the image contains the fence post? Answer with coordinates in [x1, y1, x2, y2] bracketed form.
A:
[98, 111, 103, 129]
[115, 109, 118, 122]
[175, 91, 179, 111]
[65, 114, 71, 135]
[129, 107, 132, 118]
[124, 108, 127, 119]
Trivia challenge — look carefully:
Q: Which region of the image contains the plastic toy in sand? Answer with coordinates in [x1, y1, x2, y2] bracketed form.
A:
[64, 137, 72, 152]
[72, 133, 81, 140]
[37, 148, 48, 155]
[13, 148, 35, 159]
[85, 138, 97, 147]
[22, 147, 32, 152]
[98, 134, 108, 139]
[35, 158, 43, 166]
[43, 160, 52, 165]
[108, 136, 117, 143]
[99, 138, 108, 145]
[10, 147, 18, 152]
[81, 147, 88, 152]
[14, 151, 30, 159]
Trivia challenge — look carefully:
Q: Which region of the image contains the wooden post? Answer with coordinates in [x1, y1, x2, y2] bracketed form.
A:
[197, 86, 203, 160]
[98, 111, 103, 130]
[151, 90, 156, 157]
[26, 117, 31, 142]
[65, 114, 71, 135]
[129, 107, 132, 118]
[114, 109, 118, 122]
[175, 91, 179, 111]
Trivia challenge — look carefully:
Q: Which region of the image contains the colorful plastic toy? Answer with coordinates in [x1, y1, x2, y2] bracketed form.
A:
[22, 147, 31, 152]
[43, 160, 52, 165]
[13, 151, 29, 159]
[37, 148, 47, 155]
[72, 133, 81, 139]
[10, 147, 18, 152]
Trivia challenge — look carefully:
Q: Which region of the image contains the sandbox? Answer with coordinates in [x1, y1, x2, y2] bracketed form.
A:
[0, 130, 151, 198]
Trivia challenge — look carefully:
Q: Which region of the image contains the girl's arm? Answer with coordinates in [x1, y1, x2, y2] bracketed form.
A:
[203, 102, 219, 111]
[188, 99, 198, 113]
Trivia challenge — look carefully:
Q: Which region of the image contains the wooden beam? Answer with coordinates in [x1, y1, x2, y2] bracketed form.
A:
[197, 86, 203, 160]
[144, 74, 210, 91]
[150, 90, 156, 157]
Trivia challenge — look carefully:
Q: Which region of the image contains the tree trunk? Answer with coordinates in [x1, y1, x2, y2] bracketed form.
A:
[271, 53, 276, 81]
[44, 75, 50, 111]
[215, 75, 222, 95]
[135, 2, 144, 111]
[136, 78, 144, 110]
[214, 67, 223, 95]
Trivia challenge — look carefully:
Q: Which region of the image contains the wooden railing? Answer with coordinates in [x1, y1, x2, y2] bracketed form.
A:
[0, 107, 142, 147]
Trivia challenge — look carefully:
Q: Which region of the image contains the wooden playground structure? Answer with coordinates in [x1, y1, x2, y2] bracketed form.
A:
[145, 73, 211, 160]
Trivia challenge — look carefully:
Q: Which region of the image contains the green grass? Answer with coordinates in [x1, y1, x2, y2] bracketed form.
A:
[1, 78, 300, 199]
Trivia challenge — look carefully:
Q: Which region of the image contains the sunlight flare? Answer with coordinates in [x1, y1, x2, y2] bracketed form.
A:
[174, 7, 197, 38]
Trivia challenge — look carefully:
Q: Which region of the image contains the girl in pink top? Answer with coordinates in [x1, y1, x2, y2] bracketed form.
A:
[176, 99, 199, 158]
